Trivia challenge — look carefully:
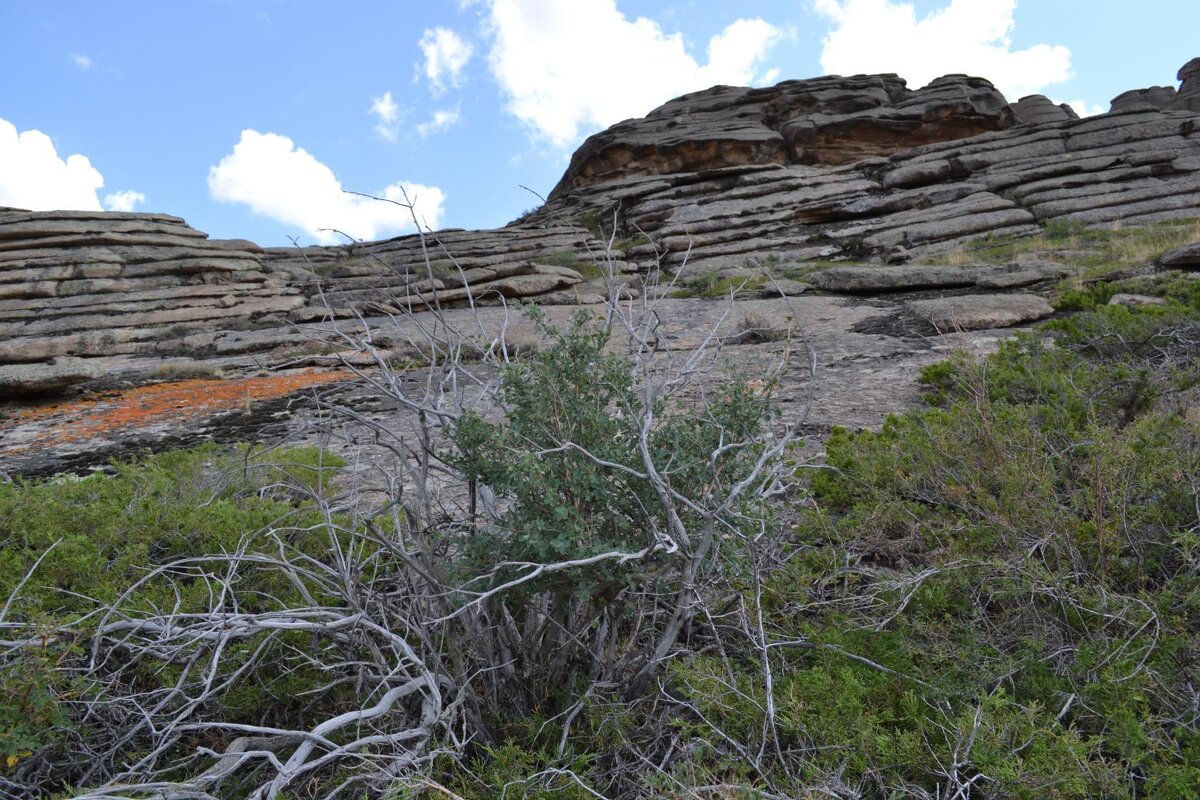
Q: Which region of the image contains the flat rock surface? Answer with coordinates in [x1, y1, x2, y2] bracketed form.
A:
[905, 293, 1054, 332]
[0, 294, 1015, 476]
[0, 357, 104, 398]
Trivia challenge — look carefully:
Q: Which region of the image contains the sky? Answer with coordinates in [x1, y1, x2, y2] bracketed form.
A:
[1, 1, 1196, 247]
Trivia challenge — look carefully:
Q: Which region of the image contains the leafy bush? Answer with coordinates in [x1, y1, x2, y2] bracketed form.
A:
[662, 301, 1200, 798]
[452, 305, 774, 615]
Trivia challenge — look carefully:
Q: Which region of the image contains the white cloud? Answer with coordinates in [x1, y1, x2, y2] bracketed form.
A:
[207, 129, 446, 244]
[0, 118, 104, 211]
[104, 190, 146, 212]
[483, 0, 783, 147]
[370, 91, 403, 140]
[417, 106, 462, 137]
[813, 0, 1071, 100]
[1061, 98, 1105, 118]
[72, 53, 94, 71]
[419, 27, 474, 93]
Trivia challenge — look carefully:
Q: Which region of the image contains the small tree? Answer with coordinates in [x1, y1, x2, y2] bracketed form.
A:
[449, 305, 779, 715]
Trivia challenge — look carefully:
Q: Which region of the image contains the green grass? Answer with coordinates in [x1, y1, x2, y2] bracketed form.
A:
[531, 249, 608, 279]
[933, 217, 1200, 278]
[0, 444, 347, 767]
[670, 272, 769, 298]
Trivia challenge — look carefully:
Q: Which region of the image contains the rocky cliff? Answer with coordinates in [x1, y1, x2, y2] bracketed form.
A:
[530, 68, 1200, 275]
[2, 59, 1199, 404]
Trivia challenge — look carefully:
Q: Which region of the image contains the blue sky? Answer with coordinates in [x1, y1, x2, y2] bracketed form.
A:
[1, 1, 1196, 247]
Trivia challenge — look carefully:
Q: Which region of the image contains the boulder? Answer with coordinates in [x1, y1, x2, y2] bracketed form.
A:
[1013, 95, 1078, 125]
[1158, 241, 1200, 268]
[1109, 86, 1179, 114]
[0, 357, 104, 397]
[757, 278, 811, 297]
[906, 294, 1054, 332]
[1109, 293, 1167, 307]
[1177, 57, 1200, 112]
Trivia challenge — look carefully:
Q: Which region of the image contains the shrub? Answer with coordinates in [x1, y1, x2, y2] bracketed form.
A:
[0, 444, 346, 788]
[660, 300, 1200, 798]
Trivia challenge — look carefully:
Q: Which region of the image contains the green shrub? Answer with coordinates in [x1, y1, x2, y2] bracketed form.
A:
[659, 297, 1200, 797]
[671, 272, 768, 298]
[0, 444, 345, 771]
[452, 306, 774, 595]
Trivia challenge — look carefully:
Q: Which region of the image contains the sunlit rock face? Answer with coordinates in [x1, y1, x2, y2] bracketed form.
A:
[550, 72, 1016, 198]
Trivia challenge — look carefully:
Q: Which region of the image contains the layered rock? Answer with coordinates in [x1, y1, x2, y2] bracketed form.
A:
[549, 73, 1015, 198]
[807, 261, 1070, 293]
[1109, 86, 1179, 114]
[0, 209, 305, 381]
[2, 59, 1199, 401]
[261, 224, 633, 322]
[531, 97, 1200, 274]
[1178, 58, 1200, 112]
[1012, 95, 1078, 125]
[1109, 58, 1200, 114]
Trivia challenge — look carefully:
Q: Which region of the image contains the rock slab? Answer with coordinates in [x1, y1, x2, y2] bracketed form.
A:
[0, 356, 104, 397]
[906, 293, 1053, 332]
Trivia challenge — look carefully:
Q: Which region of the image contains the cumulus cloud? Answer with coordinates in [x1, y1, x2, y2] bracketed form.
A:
[418, 27, 474, 93]
[370, 91, 403, 140]
[1061, 99, 1106, 118]
[208, 129, 445, 244]
[813, 0, 1071, 100]
[483, 0, 783, 147]
[104, 190, 146, 212]
[0, 118, 104, 211]
[72, 53, 94, 71]
[417, 106, 461, 137]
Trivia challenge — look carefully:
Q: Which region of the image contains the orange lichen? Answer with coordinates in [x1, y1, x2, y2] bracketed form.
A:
[1, 369, 353, 453]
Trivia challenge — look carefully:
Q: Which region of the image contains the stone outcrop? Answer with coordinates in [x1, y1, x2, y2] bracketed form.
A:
[261, 225, 631, 322]
[1109, 293, 1167, 308]
[0, 357, 104, 398]
[1, 58, 1198, 401]
[1109, 58, 1200, 114]
[904, 293, 1054, 332]
[1012, 95, 1078, 125]
[1158, 240, 1200, 268]
[1110, 86, 1179, 114]
[0, 211, 624, 389]
[530, 103, 1200, 274]
[1177, 58, 1200, 112]
[0, 209, 304, 366]
[550, 73, 1015, 198]
[807, 261, 1069, 293]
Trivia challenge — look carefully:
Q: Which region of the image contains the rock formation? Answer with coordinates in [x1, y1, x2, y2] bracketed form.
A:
[1109, 58, 1200, 114]
[1176, 57, 1200, 112]
[260, 224, 632, 322]
[530, 74, 1200, 275]
[0, 209, 302, 373]
[1011, 95, 1078, 125]
[548, 73, 1015, 198]
[1, 58, 1199, 410]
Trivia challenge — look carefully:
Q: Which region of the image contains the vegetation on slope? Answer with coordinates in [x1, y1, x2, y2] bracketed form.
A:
[2, 225, 1199, 798]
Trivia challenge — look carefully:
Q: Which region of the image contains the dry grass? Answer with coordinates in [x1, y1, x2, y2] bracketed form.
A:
[929, 217, 1200, 276]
